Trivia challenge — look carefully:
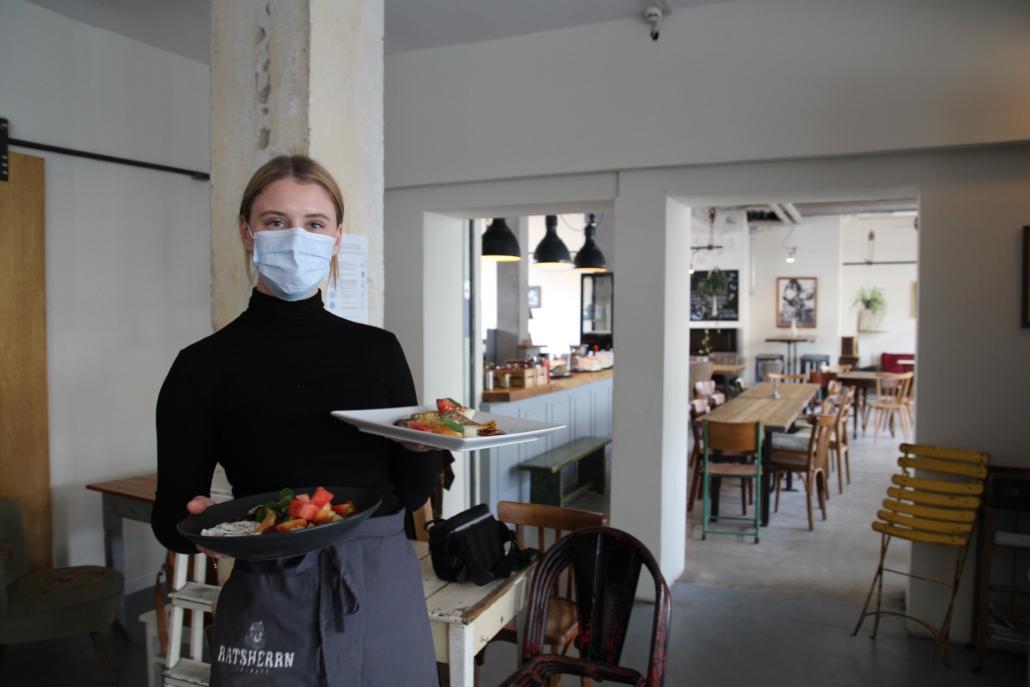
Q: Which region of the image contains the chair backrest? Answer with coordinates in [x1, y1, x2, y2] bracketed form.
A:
[521, 526, 671, 687]
[411, 498, 433, 542]
[874, 444, 988, 548]
[757, 358, 784, 381]
[808, 414, 836, 471]
[876, 372, 913, 404]
[0, 499, 28, 597]
[704, 420, 762, 454]
[689, 360, 715, 386]
[768, 372, 806, 384]
[497, 501, 607, 600]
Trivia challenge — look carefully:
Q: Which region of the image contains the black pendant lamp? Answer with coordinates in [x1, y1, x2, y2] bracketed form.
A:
[574, 213, 607, 272]
[481, 217, 521, 262]
[533, 215, 572, 268]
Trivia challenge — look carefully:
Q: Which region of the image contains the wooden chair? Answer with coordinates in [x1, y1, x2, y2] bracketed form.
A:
[479, 502, 607, 685]
[693, 380, 725, 407]
[687, 400, 752, 515]
[702, 420, 763, 543]
[500, 527, 671, 687]
[770, 414, 834, 530]
[829, 386, 856, 493]
[864, 372, 914, 441]
[412, 498, 434, 542]
[852, 444, 988, 665]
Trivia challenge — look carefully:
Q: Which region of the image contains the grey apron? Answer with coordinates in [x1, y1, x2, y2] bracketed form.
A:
[211, 511, 436, 687]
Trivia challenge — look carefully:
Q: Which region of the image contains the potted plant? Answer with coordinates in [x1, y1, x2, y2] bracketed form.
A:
[697, 268, 729, 319]
[854, 287, 887, 332]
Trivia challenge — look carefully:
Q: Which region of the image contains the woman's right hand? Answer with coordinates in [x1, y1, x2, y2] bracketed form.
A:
[187, 495, 222, 559]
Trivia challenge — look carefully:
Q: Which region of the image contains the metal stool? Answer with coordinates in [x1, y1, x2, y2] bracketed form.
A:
[800, 354, 831, 375]
[754, 354, 785, 383]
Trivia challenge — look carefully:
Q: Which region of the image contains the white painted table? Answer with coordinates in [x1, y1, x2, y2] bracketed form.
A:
[413, 540, 534, 687]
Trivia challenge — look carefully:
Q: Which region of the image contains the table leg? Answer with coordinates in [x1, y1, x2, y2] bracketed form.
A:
[761, 429, 772, 527]
[101, 494, 128, 623]
[448, 623, 475, 687]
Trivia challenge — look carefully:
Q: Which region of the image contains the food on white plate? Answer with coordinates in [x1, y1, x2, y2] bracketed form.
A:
[393, 398, 505, 438]
[200, 487, 356, 537]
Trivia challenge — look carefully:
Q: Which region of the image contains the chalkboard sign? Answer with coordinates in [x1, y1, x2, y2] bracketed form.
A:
[690, 269, 739, 321]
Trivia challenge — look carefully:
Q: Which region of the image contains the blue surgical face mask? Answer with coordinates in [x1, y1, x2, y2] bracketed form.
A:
[249, 226, 336, 301]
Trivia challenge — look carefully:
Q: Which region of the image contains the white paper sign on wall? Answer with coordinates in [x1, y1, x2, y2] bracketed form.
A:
[326, 234, 368, 324]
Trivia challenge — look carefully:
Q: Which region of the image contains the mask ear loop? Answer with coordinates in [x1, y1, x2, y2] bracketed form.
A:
[243, 223, 258, 287]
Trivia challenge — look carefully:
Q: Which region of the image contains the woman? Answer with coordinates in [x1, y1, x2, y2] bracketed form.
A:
[151, 155, 437, 686]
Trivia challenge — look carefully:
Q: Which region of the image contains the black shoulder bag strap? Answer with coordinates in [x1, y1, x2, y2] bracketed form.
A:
[490, 521, 539, 579]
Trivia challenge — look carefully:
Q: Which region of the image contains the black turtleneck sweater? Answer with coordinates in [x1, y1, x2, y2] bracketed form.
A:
[151, 289, 436, 553]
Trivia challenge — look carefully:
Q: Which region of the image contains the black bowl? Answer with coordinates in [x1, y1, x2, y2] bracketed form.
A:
[176, 486, 381, 561]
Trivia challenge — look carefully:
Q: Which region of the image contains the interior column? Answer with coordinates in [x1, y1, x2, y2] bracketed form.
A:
[611, 170, 691, 590]
[210, 0, 384, 328]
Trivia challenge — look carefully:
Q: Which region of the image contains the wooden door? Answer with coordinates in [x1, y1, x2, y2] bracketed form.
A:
[0, 152, 51, 569]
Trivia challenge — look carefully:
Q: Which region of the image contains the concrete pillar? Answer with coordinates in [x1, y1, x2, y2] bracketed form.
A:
[210, 0, 384, 329]
[611, 170, 691, 591]
[495, 216, 530, 361]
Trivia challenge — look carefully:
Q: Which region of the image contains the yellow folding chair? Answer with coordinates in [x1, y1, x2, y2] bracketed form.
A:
[851, 443, 988, 664]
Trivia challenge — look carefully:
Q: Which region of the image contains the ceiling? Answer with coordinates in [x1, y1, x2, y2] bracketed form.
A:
[24, 0, 733, 64]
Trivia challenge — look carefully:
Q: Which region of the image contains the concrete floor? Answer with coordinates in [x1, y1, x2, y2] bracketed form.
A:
[1, 426, 1023, 685]
[682, 430, 911, 605]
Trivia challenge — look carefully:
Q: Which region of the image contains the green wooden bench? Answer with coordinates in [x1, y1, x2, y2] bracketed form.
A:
[517, 436, 610, 506]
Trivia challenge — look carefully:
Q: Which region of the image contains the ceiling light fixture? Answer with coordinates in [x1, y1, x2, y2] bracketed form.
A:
[574, 214, 607, 272]
[783, 226, 798, 264]
[481, 217, 521, 262]
[533, 215, 572, 269]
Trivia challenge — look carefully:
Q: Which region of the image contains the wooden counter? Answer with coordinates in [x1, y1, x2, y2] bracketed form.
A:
[481, 368, 613, 403]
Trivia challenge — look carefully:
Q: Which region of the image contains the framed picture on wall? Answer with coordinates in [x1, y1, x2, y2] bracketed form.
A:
[1022, 226, 1029, 328]
[776, 277, 817, 328]
[528, 285, 541, 309]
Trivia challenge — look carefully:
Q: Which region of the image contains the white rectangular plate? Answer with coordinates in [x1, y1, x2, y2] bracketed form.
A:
[331, 405, 565, 452]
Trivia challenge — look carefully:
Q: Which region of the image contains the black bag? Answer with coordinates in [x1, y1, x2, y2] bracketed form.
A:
[426, 504, 537, 586]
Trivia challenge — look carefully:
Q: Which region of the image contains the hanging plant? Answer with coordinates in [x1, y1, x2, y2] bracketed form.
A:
[697, 267, 730, 317]
[854, 287, 887, 332]
[853, 287, 887, 317]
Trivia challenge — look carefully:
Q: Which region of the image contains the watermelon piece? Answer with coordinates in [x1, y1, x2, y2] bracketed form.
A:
[311, 486, 334, 507]
[297, 503, 320, 521]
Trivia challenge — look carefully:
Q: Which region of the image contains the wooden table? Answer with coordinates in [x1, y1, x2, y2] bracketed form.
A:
[86, 474, 158, 577]
[712, 363, 746, 378]
[416, 539, 533, 687]
[837, 371, 882, 439]
[705, 383, 819, 526]
[765, 335, 817, 373]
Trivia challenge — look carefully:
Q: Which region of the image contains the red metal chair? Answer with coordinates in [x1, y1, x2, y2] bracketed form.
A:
[499, 526, 672, 687]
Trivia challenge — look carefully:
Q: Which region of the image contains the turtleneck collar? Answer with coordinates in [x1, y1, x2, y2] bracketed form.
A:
[244, 288, 327, 324]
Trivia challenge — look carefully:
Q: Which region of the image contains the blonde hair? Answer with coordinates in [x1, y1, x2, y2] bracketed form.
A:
[239, 154, 345, 284]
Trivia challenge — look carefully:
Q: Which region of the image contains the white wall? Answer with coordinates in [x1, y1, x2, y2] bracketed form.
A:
[0, 0, 210, 591]
[384, 0, 1030, 189]
[840, 215, 919, 367]
[747, 217, 842, 377]
[527, 214, 589, 355]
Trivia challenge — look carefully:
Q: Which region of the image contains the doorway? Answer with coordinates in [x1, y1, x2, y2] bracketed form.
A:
[684, 197, 919, 605]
